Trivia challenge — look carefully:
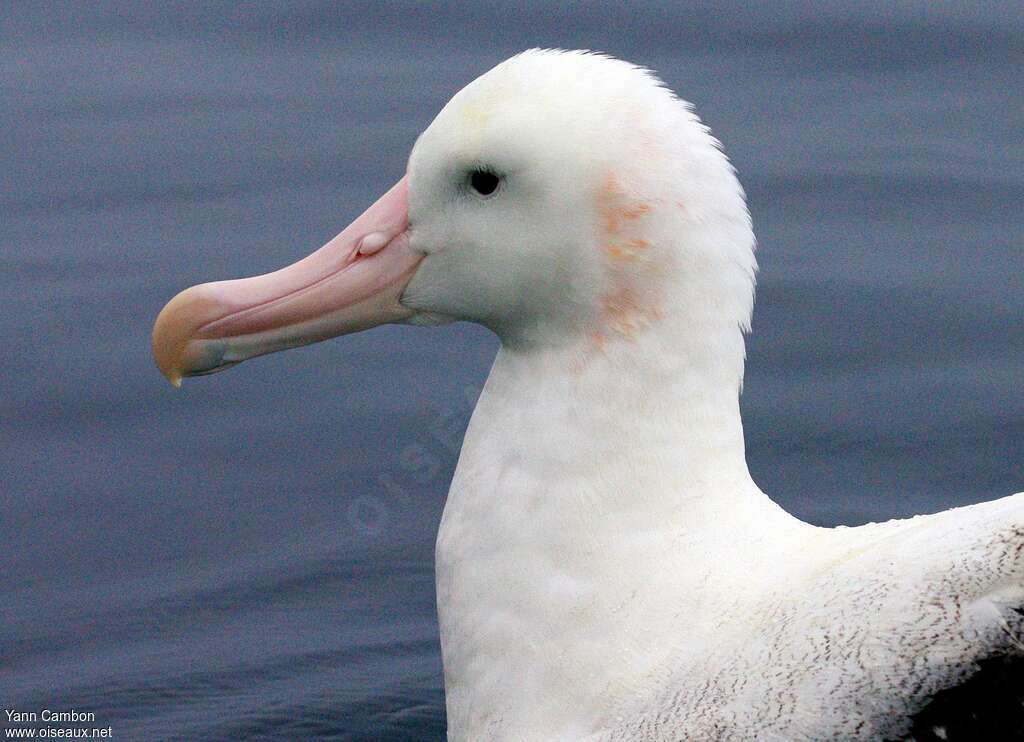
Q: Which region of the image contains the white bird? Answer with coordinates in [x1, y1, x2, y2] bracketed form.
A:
[152, 50, 1024, 741]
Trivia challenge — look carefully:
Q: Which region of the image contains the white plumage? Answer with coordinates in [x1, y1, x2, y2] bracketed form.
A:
[401, 50, 1024, 740]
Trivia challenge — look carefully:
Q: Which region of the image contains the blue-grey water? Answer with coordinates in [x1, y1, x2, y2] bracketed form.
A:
[2, 2, 1022, 740]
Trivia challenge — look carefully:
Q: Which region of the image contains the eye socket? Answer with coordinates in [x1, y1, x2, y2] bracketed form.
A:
[468, 169, 501, 197]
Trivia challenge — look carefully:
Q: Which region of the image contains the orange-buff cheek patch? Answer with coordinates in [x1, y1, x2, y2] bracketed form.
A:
[592, 171, 661, 345]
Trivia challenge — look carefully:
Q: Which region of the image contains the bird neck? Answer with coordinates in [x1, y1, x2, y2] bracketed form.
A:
[472, 313, 759, 517]
[436, 319, 804, 740]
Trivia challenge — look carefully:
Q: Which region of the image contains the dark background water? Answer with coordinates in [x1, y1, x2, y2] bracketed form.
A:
[2, 2, 1022, 739]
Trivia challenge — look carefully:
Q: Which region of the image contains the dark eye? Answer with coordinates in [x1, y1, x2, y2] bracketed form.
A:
[469, 169, 500, 196]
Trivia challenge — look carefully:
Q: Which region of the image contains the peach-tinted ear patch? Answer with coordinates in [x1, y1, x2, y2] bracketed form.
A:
[598, 173, 652, 237]
[592, 172, 661, 345]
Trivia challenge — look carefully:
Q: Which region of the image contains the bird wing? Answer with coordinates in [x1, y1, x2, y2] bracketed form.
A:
[594, 493, 1024, 741]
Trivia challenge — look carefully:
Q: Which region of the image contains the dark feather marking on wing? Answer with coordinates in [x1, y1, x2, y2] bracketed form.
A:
[895, 609, 1024, 742]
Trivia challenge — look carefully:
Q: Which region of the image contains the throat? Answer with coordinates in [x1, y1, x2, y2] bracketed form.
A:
[465, 321, 758, 519]
[435, 327, 796, 739]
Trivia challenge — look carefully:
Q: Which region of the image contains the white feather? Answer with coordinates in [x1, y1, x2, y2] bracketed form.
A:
[397, 50, 1024, 740]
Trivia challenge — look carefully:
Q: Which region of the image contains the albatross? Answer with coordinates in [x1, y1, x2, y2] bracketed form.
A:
[151, 50, 1024, 740]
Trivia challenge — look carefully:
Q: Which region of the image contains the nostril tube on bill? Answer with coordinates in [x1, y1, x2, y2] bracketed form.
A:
[357, 232, 391, 256]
